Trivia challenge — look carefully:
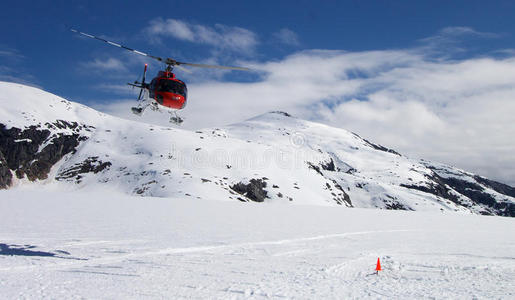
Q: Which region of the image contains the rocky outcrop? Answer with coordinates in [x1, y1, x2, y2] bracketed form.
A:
[0, 150, 12, 188]
[329, 179, 352, 207]
[56, 157, 112, 184]
[230, 178, 268, 202]
[0, 121, 90, 188]
[473, 175, 515, 198]
[320, 158, 336, 172]
[351, 132, 401, 156]
[440, 176, 514, 217]
[307, 159, 353, 207]
[401, 171, 514, 217]
[270, 111, 292, 117]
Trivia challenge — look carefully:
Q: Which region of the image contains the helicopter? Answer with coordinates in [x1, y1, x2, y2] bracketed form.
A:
[71, 29, 250, 124]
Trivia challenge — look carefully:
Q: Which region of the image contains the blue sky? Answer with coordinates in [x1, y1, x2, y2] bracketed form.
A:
[2, 0, 515, 101]
[1, 1, 515, 185]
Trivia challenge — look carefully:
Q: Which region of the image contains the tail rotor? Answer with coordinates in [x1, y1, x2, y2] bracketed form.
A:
[137, 64, 148, 100]
[128, 64, 148, 101]
[129, 64, 149, 116]
[134, 64, 148, 101]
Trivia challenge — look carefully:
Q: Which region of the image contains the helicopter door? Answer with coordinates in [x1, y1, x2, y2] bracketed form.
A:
[149, 78, 160, 103]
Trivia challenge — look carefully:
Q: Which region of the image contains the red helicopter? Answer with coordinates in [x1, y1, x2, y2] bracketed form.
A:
[71, 29, 249, 124]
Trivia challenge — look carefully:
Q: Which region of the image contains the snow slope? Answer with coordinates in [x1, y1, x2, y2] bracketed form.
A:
[0, 189, 514, 299]
[1, 81, 514, 216]
[1, 82, 514, 298]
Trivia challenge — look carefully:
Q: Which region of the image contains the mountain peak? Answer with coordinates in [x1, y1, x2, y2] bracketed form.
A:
[269, 111, 293, 117]
[1, 82, 514, 216]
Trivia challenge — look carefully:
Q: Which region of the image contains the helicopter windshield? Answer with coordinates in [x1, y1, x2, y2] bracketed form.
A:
[156, 79, 187, 97]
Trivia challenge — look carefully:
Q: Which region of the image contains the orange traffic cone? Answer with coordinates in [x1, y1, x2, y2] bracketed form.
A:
[376, 257, 382, 274]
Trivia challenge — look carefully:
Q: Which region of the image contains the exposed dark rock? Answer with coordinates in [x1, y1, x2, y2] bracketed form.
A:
[0, 151, 12, 188]
[320, 158, 336, 172]
[352, 132, 401, 156]
[381, 194, 412, 210]
[331, 179, 352, 207]
[230, 178, 268, 202]
[56, 157, 112, 183]
[307, 161, 352, 206]
[0, 123, 88, 188]
[270, 111, 292, 117]
[308, 159, 337, 174]
[400, 173, 459, 203]
[473, 175, 515, 198]
[384, 201, 411, 210]
[441, 176, 514, 217]
[133, 180, 158, 195]
[363, 138, 401, 156]
[401, 172, 515, 217]
[355, 182, 366, 189]
[307, 162, 323, 176]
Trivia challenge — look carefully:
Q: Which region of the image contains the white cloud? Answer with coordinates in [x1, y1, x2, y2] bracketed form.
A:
[145, 18, 258, 54]
[95, 29, 515, 186]
[96, 84, 139, 96]
[273, 28, 300, 46]
[0, 74, 41, 88]
[0, 50, 23, 59]
[80, 58, 128, 72]
[147, 19, 195, 41]
[438, 26, 500, 38]
[419, 26, 500, 54]
[0, 46, 24, 60]
[0, 47, 39, 87]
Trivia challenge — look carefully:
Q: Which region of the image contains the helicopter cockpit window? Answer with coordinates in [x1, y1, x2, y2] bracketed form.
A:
[150, 79, 157, 90]
[156, 79, 187, 97]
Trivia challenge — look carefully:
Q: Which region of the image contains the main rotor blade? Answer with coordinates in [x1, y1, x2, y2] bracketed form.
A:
[70, 29, 163, 62]
[71, 29, 250, 71]
[176, 61, 250, 71]
[175, 65, 192, 74]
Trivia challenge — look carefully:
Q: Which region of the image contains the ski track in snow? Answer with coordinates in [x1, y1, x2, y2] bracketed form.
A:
[0, 229, 413, 273]
[1, 190, 514, 299]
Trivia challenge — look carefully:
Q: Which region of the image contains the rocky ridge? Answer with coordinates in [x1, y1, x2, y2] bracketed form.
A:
[1, 81, 514, 216]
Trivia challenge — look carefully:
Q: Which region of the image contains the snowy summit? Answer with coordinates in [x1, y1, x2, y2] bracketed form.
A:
[0, 81, 514, 216]
[0, 81, 514, 298]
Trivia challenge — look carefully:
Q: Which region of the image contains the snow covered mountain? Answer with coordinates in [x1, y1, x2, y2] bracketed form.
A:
[1, 81, 514, 216]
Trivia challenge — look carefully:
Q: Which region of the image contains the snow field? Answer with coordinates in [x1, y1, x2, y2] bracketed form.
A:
[0, 189, 513, 299]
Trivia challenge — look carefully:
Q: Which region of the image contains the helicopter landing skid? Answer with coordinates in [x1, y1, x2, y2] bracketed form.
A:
[131, 97, 155, 116]
[149, 101, 160, 112]
[131, 98, 183, 125]
[131, 106, 143, 116]
[169, 110, 184, 125]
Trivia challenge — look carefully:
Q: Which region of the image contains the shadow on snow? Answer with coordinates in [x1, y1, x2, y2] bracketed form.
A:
[0, 243, 86, 260]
